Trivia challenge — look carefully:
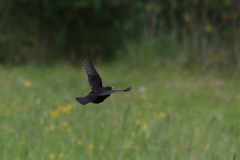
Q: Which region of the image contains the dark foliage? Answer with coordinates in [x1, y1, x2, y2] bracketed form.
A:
[0, 0, 239, 64]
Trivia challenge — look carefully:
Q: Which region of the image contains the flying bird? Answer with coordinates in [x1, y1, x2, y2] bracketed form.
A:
[76, 57, 131, 105]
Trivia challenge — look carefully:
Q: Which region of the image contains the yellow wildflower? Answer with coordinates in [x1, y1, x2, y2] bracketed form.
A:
[21, 140, 26, 144]
[159, 112, 165, 118]
[100, 122, 104, 127]
[128, 143, 133, 148]
[173, 147, 178, 152]
[44, 127, 50, 132]
[59, 153, 64, 158]
[153, 113, 159, 120]
[60, 105, 72, 114]
[77, 139, 83, 145]
[67, 127, 72, 132]
[89, 144, 94, 149]
[43, 148, 48, 152]
[50, 110, 60, 118]
[195, 126, 200, 131]
[64, 104, 72, 114]
[137, 110, 143, 116]
[149, 103, 153, 108]
[62, 121, 68, 127]
[99, 145, 104, 150]
[8, 128, 13, 133]
[25, 81, 31, 87]
[131, 132, 135, 137]
[49, 153, 54, 159]
[140, 94, 147, 100]
[66, 104, 72, 110]
[66, 104, 72, 109]
[142, 123, 148, 131]
[135, 119, 141, 125]
[36, 139, 41, 143]
[183, 13, 190, 23]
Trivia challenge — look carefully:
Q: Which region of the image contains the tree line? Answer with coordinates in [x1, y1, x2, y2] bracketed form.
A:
[0, 0, 239, 65]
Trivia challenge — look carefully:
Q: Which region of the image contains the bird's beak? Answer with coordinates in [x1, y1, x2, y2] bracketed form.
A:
[111, 87, 113, 89]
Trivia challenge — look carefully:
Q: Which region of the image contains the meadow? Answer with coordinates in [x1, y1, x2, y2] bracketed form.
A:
[0, 62, 240, 160]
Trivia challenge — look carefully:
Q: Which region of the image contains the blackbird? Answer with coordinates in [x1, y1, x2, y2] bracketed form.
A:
[76, 57, 131, 105]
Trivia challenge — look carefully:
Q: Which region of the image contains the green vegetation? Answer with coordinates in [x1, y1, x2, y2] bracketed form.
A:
[1, 64, 239, 159]
[0, 0, 240, 67]
[1, 0, 239, 159]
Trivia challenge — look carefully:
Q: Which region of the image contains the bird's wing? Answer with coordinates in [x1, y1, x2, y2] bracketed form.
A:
[83, 56, 103, 92]
[99, 87, 131, 96]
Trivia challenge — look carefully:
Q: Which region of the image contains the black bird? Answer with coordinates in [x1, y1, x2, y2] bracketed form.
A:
[76, 57, 131, 105]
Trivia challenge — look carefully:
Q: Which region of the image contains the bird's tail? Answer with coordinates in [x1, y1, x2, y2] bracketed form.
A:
[76, 97, 90, 105]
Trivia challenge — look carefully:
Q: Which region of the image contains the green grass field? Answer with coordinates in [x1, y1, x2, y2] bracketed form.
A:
[0, 64, 239, 160]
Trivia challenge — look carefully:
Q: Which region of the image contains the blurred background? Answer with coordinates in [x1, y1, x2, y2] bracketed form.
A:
[1, 0, 240, 159]
[0, 0, 240, 68]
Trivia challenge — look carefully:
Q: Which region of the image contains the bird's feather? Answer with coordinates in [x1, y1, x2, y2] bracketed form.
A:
[83, 56, 103, 92]
[76, 97, 91, 105]
[99, 87, 131, 96]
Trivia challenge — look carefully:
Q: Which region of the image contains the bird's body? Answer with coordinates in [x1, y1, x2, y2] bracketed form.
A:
[77, 87, 111, 104]
[76, 57, 131, 105]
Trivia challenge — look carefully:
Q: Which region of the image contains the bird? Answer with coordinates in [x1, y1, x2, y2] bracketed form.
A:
[76, 56, 131, 105]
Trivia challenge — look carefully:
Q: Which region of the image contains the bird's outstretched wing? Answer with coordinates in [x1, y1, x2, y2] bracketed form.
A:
[99, 87, 131, 96]
[83, 56, 103, 92]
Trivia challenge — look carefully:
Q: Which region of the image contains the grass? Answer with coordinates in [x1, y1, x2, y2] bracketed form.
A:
[0, 63, 240, 160]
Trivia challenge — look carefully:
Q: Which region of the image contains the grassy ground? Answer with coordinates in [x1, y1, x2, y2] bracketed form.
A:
[0, 63, 240, 160]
